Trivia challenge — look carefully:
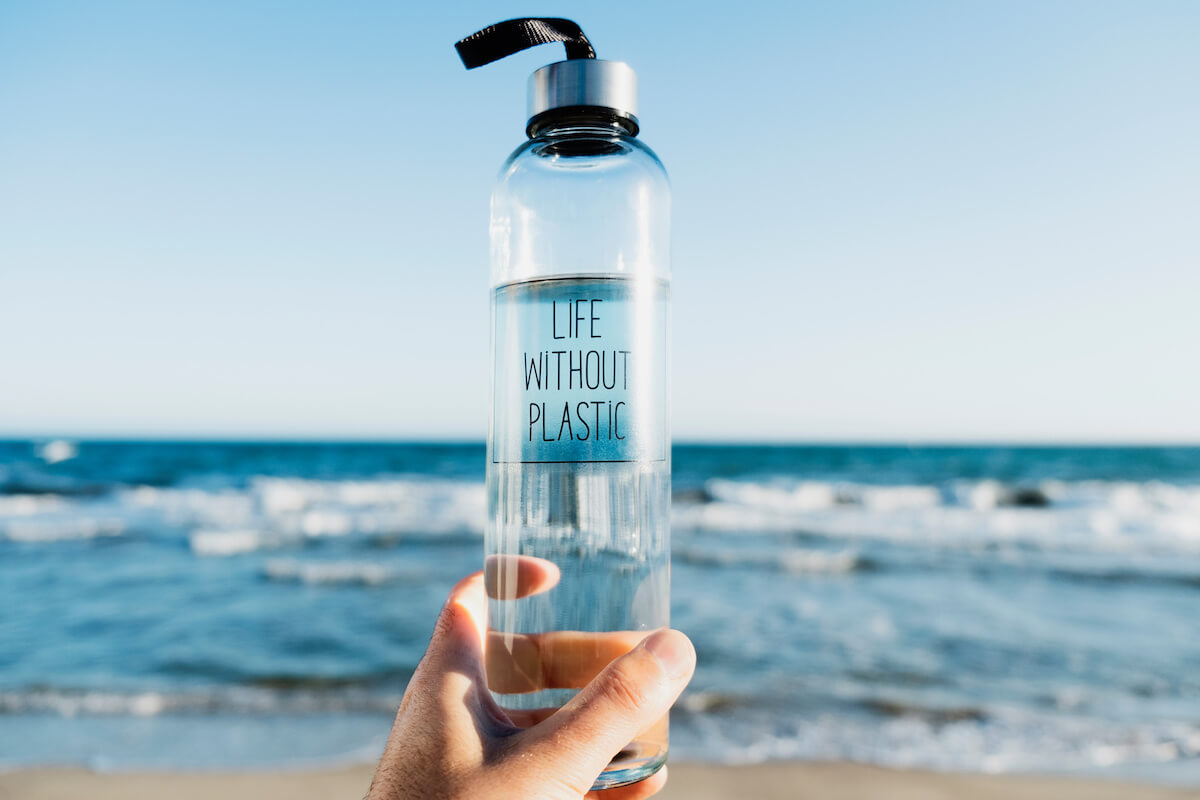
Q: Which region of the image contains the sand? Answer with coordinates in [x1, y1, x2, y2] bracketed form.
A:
[1, 762, 1197, 800]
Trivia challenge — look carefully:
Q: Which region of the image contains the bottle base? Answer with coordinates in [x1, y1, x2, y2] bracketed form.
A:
[590, 747, 667, 791]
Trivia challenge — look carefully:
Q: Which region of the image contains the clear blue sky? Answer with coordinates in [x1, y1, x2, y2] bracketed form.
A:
[1, 1, 1197, 442]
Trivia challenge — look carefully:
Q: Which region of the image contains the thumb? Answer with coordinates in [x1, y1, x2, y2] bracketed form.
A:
[407, 573, 489, 696]
[520, 629, 695, 791]
[395, 572, 522, 741]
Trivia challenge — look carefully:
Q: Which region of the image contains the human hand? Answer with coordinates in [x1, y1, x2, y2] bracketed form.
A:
[367, 565, 695, 800]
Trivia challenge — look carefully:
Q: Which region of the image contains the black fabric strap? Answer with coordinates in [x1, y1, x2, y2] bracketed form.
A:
[455, 18, 595, 69]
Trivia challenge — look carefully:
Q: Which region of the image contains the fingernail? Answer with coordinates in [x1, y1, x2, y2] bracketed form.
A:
[643, 630, 694, 679]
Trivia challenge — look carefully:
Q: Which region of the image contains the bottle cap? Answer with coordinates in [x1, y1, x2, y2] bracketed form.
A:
[527, 59, 638, 136]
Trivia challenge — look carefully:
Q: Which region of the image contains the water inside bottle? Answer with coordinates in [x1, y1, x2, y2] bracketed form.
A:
[486, 276, 670, 788]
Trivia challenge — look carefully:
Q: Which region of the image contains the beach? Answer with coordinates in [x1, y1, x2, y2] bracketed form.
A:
[3, 763, 1199, 799]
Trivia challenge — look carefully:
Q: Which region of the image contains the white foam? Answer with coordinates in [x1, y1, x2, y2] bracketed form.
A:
[677, 546, 862, 574]
[671, 703, 1200, 774]
[160, 477, 486, 554]
[0, 687, 401, 717]
[263, 559, 396, 586]
[249, 478, 485, 532]
[967, 480, 1005, 510]
[0, 494, 68, 516]
[858, 485, 943, 511]
[707, 479, 839, 511]
[0, 690, 166, 717]
[9, 473, 1200, 559]
[36, 440, 77, 464]
[1, 516, 124, 542]
[673, 477, 1200, 556]
[190, 529, 274, 556]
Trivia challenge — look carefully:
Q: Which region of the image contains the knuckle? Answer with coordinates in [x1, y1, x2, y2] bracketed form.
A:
[432, 598, 469, 644]
[599, 658, 655, 714]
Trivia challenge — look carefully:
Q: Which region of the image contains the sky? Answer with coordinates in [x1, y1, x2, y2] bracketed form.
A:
[1, 1, 1198, 442]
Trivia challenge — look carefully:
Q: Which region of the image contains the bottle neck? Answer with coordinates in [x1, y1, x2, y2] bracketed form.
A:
[526, 106, 638, 139]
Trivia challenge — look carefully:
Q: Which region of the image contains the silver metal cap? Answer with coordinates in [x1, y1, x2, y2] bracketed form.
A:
[527, 59, 638, 132]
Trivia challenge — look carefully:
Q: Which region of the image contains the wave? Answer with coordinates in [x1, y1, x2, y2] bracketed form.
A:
[678, 690, 744, 714]
[0, 687, 402, 717]
[1040, 564, 1200, 590]
[7, 472, 1200, 561]
[1, 516, 125, 542]
[676, 540, 1200, 587]
[695, 476, 1200, 516]
[163, 477, 485, 555]
[857, 696, 987, 724]
[670, 703, 1200, 773]
[0, 476, 485, 551]
[675, 546, 867, 574]
[190, 529, 276, 555]
[261, 559, 403, 586]
[188, 526, 482, 557]
[673, 478, 1200, 555]
[706, 479, 946, 511]
[35, 439, 77, 465]
[5, 684, 1197, 777]
[0, 490, 130, 542]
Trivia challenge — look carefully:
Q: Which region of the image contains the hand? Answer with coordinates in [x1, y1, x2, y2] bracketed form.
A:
[367, 566, 695, 800]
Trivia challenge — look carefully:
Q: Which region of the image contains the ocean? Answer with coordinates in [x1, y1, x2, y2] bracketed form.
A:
[1, 441, 1198, 783]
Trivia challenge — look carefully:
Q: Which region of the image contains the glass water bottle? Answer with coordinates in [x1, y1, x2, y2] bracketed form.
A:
[457, 19, 671, 789]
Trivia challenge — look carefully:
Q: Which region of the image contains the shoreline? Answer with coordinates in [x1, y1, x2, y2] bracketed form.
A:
[2, 762, 1198, 799]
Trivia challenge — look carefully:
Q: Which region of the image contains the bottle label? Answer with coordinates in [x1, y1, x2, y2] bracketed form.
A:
[491, 276, 668, 464]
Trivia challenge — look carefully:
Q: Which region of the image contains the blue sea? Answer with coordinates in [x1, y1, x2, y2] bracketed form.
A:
[1, 441, 1198, 783]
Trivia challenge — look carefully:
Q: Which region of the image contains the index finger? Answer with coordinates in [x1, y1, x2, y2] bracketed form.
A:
[485, 554, 561, 600]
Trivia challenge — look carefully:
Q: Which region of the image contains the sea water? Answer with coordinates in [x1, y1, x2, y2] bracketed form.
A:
[5, 442, 1200, 783]
[486, 276, 670, 788]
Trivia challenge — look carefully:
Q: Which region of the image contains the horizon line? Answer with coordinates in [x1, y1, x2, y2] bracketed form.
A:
[3, 434, 1200, 448]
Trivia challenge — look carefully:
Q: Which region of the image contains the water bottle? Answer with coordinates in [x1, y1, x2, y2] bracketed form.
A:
[456, 18, 671, 789]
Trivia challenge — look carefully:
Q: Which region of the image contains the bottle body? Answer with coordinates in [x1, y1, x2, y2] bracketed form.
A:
[486, 123, 670, 789]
